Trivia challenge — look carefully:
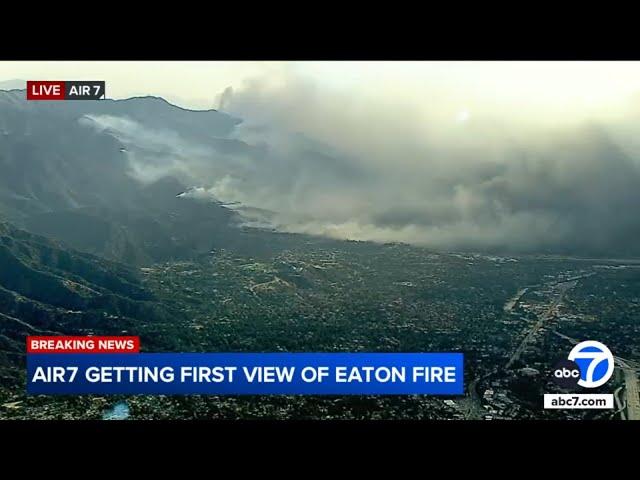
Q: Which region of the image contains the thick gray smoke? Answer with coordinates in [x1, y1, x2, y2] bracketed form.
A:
[82, 72, 640, 256]
[216, 86, 234, 111]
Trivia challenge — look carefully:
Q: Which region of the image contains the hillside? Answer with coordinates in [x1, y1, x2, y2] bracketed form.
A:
[0, 89, 258, 264]
[0, 222, 183, 387]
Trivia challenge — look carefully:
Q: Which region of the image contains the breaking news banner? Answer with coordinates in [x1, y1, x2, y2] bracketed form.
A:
[26, 81, 106, 100]
[27, 336, 140, 354]
[26, 337, 463, 396]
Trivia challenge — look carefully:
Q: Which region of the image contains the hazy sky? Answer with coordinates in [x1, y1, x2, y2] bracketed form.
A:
[3, 61, 640, 123]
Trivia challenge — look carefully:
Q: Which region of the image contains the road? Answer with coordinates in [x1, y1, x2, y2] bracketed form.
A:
[504, 287, 530, 313]
[615, 357, 640, 421]
[505, 274, 597, 369]
[462, 377, 483, 419]
[613, 386, 626, 420]
[552, 330, 578, 345]
[460, 371, 497, 420]
[506, 281, 574, 369]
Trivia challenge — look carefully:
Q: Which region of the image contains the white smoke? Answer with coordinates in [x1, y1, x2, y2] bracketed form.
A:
[77, 68, 640, 255]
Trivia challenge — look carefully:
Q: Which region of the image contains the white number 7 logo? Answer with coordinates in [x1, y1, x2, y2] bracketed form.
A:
[568, 341, 614, 388]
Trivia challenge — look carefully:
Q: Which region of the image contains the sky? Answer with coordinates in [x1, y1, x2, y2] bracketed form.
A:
[3, 61, 640, 121]
[3, 61, 640, 254]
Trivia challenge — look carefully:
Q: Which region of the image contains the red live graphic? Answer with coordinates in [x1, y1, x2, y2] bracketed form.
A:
[27, 336, 140, 353]
[26, 81, 66, 100]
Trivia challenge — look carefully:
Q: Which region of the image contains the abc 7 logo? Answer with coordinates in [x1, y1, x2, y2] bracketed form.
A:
[551, 341, 614, 389]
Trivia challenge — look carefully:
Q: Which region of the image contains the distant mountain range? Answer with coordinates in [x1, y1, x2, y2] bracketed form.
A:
[0, 80, 26, 90]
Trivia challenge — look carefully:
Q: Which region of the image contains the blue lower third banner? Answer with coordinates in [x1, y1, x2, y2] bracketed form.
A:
[27, 353, 464, 395]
